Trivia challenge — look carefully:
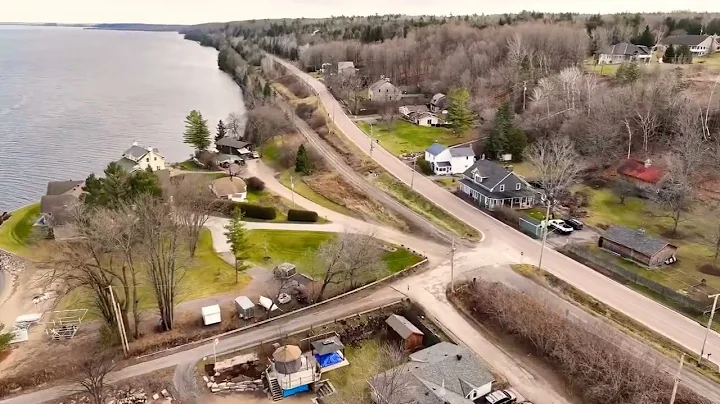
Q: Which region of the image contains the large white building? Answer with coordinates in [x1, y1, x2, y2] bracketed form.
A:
[116, 142, 166, 172]
[424, 143, 476, 175]
[659, 35, 719, 58]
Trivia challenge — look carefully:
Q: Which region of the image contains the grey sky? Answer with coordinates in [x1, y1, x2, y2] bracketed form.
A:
[4, 0, 717, 25]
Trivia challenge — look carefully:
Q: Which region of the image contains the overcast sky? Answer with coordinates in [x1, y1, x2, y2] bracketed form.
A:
[3, 0, 718, 25]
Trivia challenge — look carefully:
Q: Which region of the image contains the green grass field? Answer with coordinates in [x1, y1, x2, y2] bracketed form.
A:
[326, 339, 387, 399]
[0, 203, 40, 257]
[277, 170, 354, 218]
[357, 120, 473, 156]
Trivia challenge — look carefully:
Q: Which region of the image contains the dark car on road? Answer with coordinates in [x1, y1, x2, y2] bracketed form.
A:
[565, 218, 584, 230]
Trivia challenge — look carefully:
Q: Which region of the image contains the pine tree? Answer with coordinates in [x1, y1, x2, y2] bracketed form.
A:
[484, 102, 513, 159]
[216, 119, 227, 143]
[633, 25, 655, 47]
[446, 87, 474, 136]
[616, 62, 640, 84]
[183, 110, 211, 151]
[224, 212, 250, 284]
[677, 45, 693, 64]
[663, 45, 676, 64]
[263, 82, 273, 98]
[295, 144, 311, 175]
[506, 127, 528, 162]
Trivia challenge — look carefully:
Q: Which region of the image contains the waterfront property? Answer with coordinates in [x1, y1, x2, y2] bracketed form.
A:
[459, 159, 538, 209]
[36, 180, 84, 240]
[116, 142, 166, 172]
[216, 137, 253, 157]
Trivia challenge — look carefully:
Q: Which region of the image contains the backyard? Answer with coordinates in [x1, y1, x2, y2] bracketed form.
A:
[357, 120, 474, 156]
[326, 339, 395, 403]
[0, 203, 41, 257]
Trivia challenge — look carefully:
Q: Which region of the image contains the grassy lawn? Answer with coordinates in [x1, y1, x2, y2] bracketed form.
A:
[357, 120, 473, 156]
[176, 160, 206, 171]
[525, 207, 547, 221]
[326, 339, 394, 400]
[434, 177, 458, 191]
[693, 53, 720, 68]
[375, 173, 480, 241]
[0, 203, 40, 257]
[277, 170, 354, 218]
[56, 228, 250, 312]
[245, 229, 422, 279]
[511, 162, 539, 180]
[585, 61, 620, 76]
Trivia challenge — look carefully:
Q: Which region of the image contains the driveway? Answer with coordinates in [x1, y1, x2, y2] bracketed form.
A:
[269, 55, 720, 366]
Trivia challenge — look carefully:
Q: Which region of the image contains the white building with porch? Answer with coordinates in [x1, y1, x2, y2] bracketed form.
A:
[459, 159, 538, 209]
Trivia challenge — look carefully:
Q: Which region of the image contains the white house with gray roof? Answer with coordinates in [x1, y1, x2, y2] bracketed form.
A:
[367, 77, 402, 103]
[460, 159, 538, 209]
[597, 42, 651, 64]
[116, 142, 165, 172]
[368, 342, 495, 404]
[424, 143, 476, 175]
[659, 35, 719, 57]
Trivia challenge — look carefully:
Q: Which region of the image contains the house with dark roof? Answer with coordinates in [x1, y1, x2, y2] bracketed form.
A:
[116, 142, 165, 172]
[424, 143, 476, 175]
[659, 35, 719, 57]
[429, 93, 447, 113]
[368, 342, 495, 404]
[460, 159, 538, 209]
[367, 77, 402, 103]
[215, 137, 253, 157]
[597, 42, 651, 64]
[599, 226, 677, 267]
[36, 179, 85, 240]
[617, 158, 666, 188]
[398, 104, 429, 117]
[385, 314, 424, 352]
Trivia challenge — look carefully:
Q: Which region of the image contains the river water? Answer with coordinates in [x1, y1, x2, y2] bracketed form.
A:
[0, 26, 246, 211]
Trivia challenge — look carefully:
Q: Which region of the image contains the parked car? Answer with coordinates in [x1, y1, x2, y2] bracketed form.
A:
[664, 255, 678, 265]
[482, 389, 517, 404]
[251, 151, 260, 159]
[548, 219, 574, 235]
[565, 218, 584, 230]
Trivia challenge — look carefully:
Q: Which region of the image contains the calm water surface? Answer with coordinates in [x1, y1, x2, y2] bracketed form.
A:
[0, 26, 245, 210]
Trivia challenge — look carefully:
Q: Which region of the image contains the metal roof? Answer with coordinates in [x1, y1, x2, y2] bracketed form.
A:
[425, 142, 447, 156]
[234, 296, 254, 310]
[601, 226, 676, 257]
[385, 314, 424, 339]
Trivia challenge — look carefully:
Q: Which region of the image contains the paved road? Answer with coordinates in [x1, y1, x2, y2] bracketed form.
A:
[270, 55, 720, 366]
[0, 287, 405, 404]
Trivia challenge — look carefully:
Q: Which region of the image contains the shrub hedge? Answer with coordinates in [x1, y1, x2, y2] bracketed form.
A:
[287, 209, 319, 222]
[246, 176, 265, 191]
[215, 200, 276, 220]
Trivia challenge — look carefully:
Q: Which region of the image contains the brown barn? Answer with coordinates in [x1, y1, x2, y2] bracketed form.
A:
[599, 226, 677, 268]
[617, 159, 666, 187]
[385, 314, 424, 352]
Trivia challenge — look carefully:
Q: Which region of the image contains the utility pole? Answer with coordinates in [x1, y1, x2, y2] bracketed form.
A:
[669, 353, 685, 404]
[290, 174, 296, 208]
[108, 286, 129, 355]
[700, 293, 720, 361]
[410, 158, 417, 189]
[522, 81, 527, 111]
[450, 237, 457, 293]
[537, 198, 552, 270]
[369, 124, 375, 157]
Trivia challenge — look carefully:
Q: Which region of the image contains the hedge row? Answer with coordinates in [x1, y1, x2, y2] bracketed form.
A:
[215, 200, 277, 220]
[287, 209, 319, 222]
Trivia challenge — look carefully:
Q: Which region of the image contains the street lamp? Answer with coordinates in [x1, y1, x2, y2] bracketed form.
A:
[700, 293, 720, 361]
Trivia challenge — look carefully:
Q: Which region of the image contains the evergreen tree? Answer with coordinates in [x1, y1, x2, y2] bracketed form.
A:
[216, 119, 227, 143]
[82, 163, 161, 209]
[484, 102, 513, 159]
[677, 45, 693, 64]
[295, 144, 311, 175]
[633, 25, 655, 47]
[263, 82, 273, 98]
[183, 110, 211, 151]
[446, 87, 474, 136]
[506, 127, 528, 162]
[224, 212, 250, 284]
[616, 62, 640, 84]
[663, 45, 676, 63]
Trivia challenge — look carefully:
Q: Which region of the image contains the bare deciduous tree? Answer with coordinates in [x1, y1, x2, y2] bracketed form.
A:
[612, 178, 636, 205]
[244, 104, 295, 145]
[225, 112, 243, 138]
[314, 231, 386, 302]
[134, 195, 189, 331]
[74, 350, 117, 404]
[703, 204, 720, 269]
[168, 175, 217, 258]
[525, 136, 582, 208]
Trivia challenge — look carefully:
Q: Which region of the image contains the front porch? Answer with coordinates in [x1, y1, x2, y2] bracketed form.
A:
[459, 180, 536, 210]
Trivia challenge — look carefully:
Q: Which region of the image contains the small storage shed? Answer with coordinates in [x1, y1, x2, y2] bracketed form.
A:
[385, 314, 424, 352]
[274, 263, 297, 279]
[201, 304, 221, 326]
[234, 296, 255, 319]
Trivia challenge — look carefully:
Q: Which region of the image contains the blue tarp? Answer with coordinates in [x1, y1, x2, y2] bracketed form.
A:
[282, 384, 309, 397]
[315, 352, 343, 368]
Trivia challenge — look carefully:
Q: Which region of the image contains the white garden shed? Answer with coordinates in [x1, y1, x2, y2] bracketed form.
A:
[201, 304, 222, 326]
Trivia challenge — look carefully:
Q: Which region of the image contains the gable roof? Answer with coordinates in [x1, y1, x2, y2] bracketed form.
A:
[46, 181, 83, 196]
[123, 145, 150, 161]
[448, 146, 475, 158]
[116, 157, 139, 172]
[400, 104, 429, 114]
[430, 93, 446, 104]
[600, 42, 651, 56]
[369, 78, 397, 92]
[426, 142, 448, 157]
[337, 61, 354, 70]
[311, 335, 345, 356]
[660, 35, 710, 46]
[369, 342, 494, 404]
[40, 194, 79, 225]
[617, 159, 665, 184]
[216, 137, 250, 149]
[463, 159, 516, 190]
[602, 226, 676, 257]
[386, 314, 424, 339]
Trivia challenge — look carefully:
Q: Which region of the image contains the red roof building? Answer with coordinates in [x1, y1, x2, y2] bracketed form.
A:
[617, 159, 666, 186]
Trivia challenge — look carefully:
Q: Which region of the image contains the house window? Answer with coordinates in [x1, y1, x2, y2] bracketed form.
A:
[146, 158, 149, 162]
[516, 183, 521, 190]
[154, 157, 157, 161]
[499, 185, 505, 192]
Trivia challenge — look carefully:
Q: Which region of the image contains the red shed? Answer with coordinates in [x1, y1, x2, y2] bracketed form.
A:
[385, 314, 424, 352]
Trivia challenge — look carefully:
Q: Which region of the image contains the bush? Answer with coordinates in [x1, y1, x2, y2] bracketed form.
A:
[196, 150, 219, 169]
[214, 200, 276, 220]
[287, 81, 312, 98]
[246, 176, 265, 192]
[417, 157, 433, 175]
[306, 113, 326, 130]
[295, 103, 316, 120]
[287, 209, 319, 222]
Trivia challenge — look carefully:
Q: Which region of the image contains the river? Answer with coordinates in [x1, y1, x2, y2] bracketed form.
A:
[0, 26, 245, 211]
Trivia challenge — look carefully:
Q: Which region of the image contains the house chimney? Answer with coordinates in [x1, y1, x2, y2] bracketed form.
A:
[132, 141, 139, 147]
[644, 159, 652, 168]
[147, 146, 153, 152]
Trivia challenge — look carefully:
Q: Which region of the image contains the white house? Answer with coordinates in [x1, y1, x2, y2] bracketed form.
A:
[659, 35, 719, 57]
[424, 143, 476, 175]
[367, 77, 402, 103]
[116, 142, 166, 172]
[209, 177, 247, 202]
[408, 111, 439, 126]
[597, 42, 651, 64]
